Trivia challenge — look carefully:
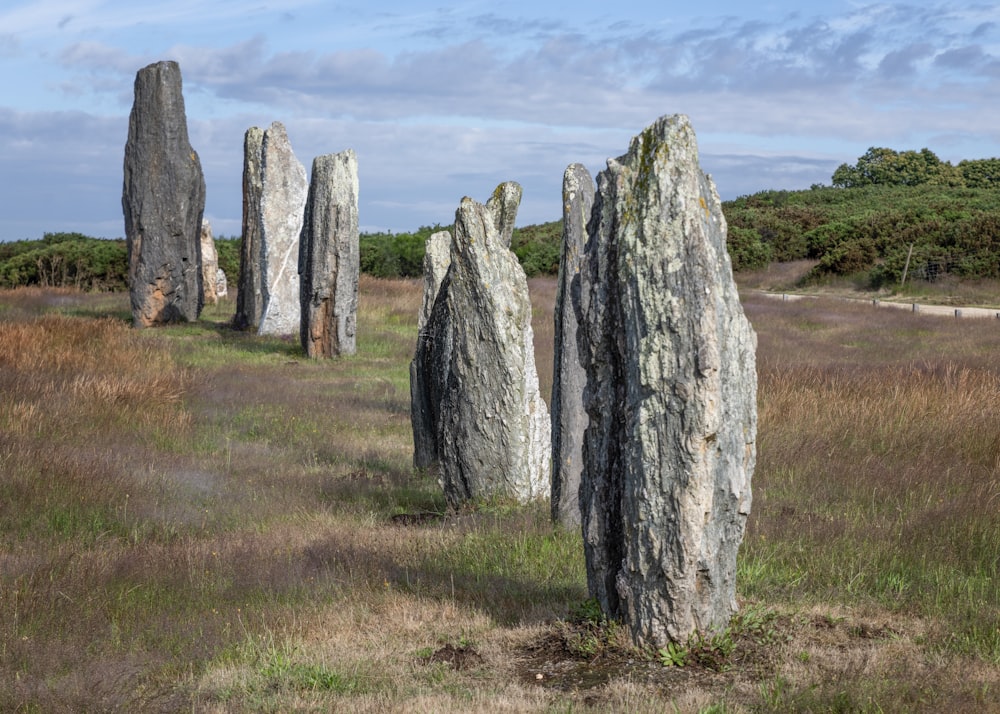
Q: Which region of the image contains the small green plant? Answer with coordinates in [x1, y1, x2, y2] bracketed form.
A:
[566, 630, 601, 657]
[570, 597, 605, 625]
[688, 629, 736, 670]
[658, 641, 688, 667]
[252, 639, 367, 694]
[734, 605, 784, 646]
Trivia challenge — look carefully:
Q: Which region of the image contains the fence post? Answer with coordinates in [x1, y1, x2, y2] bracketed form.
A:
[900, 243, 914, 286]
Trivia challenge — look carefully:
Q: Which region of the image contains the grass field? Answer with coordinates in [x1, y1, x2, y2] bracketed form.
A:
[1, 275, 998, 712]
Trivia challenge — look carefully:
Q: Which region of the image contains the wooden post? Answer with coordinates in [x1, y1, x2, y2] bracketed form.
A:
[900, 243, 914, 286]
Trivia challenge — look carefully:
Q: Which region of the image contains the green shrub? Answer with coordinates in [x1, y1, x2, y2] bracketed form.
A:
[511, 221, 561, 276]
[359, 225, 446, 279]
[726, 226, 772, 271]
[0, 234, 127, 291]
[214, 236, 241, 286]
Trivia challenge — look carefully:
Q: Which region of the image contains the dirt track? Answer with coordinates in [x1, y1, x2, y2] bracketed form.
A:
[758, 291, 1000, 319]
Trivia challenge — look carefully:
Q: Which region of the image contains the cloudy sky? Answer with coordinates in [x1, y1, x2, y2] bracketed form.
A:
[1, 1, 998, 241]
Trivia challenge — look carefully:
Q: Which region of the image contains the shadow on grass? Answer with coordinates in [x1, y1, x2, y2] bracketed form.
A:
[206, 320, 305, 359]
[298, 519, 586, 626]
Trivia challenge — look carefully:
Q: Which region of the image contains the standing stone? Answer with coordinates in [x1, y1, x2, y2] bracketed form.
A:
[576, 115, 757, 648]
[122, 60, 205, 327]
[413, 184, 551, 507]
[200, 219, 219, 305]
[551, 163, 594, 527]
[410, 230, 452, 469]
[215, 268, 228, 299]
[234, 126, 264, 330]
[300, 150, 360, 358]
[416, 231, 452, 333]
[258, 122, 307, 336]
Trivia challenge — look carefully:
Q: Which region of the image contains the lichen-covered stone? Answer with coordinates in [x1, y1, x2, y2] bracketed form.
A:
[234, 126, 264, 330]
[412, 184, 551, 507]
[215, 268, 228, 300]
[257, 122, 307, 336]
[200, 219, 219, 305]
[122, 60, 205, 327]
[551, 163, 594, 526]
[300, 150, 360, 358]
[410, 230, 452, 469]
[576, 115, 757, 647]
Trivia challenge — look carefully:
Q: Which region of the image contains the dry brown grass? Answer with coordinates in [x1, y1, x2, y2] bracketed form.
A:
[1, 278, 999, 712]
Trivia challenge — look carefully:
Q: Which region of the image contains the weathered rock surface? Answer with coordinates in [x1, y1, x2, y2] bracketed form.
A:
[234, 126, 264, 330]
[410, 230, 452, 469]
[122, 60, 205, 327]
[416, 231, 452, 333]
[551, 163, 594, 526]
[300, 150, 360, 358]
[200, 219, 219, 305]
[576, 115, 757, 648]
[411, 184, 551, 507]
[257, 122, 306, 336]
[215, 268, 228, 299]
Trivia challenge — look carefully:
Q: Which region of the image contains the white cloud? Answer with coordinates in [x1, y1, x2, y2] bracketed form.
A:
[1, 1, 1000, 240]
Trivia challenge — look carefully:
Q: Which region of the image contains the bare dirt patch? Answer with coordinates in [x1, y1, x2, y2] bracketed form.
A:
[507, 606, 1000, 711]
[423, 643, 485, 670]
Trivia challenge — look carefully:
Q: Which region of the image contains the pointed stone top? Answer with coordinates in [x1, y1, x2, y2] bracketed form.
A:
[486, 181, 522, 247]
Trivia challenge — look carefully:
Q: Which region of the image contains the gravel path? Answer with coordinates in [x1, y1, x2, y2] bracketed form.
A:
[757, 291, 1000, 319]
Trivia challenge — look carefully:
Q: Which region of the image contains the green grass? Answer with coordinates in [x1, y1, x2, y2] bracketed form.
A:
[1, 279, 999, 712]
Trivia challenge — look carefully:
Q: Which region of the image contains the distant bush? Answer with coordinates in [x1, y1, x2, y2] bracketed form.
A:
[0, 233, 128, 291]
[357, 221, 563, 279]
[0, 233, 243, 293]
[725, 184, 1000, 285]
[359, 226, 443, 279]
[214, 236, 241, 286]
[511, 221, 561, 277]
[726, 226, 772, 271]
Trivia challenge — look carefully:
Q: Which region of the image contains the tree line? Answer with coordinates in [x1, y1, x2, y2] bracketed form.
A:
[0, 223, 562, 291]
[1, 147, 997, 291]
[725, 146, 1000, 286]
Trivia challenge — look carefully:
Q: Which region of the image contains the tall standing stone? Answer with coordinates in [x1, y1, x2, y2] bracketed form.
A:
[200, 219, 219, 306]
[258, 122, 307, 336]
[412, 183, 551, 507]
[234, 127, 264, 330]
[122, 60, 205, 327]
[410, 230, 452, 469]
[551, 163, 594, 527]
[300, 150, 360, 358]
[576, 115, 757, 647]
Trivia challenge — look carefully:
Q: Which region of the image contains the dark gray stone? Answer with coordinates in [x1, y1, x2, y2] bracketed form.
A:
[410, 230, 452, 470]
[122, 60, 205, 327]
[411, 184, 551, 507]
[576, 115, 757, 647]
[551, 163, 594, 526]
[234, 126, 264, 330]
[300, 150, 360, 358]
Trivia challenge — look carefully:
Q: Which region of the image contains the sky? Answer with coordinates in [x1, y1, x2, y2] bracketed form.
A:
[1, 1, 998, 241]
